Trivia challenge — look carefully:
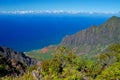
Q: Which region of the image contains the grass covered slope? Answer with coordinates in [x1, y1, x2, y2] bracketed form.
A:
[1, 44, 120, 80]
[26, 45, 57, 60]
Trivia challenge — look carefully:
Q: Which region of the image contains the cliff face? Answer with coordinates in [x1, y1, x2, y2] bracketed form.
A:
[0, 46, 36, 77]
[61, 16, 120, 54]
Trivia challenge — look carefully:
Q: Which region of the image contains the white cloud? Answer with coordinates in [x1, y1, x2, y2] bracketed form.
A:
[0, 10, 119, 15]
[0, 10, 35, 14]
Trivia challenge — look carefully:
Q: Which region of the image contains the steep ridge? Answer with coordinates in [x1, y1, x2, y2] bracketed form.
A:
[0, 46, 37, 77]
[61, 16, 120, 54]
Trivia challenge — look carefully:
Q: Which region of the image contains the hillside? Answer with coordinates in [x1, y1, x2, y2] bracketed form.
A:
[61, 16, 120, 55]
[2, 44, 120, 80]
[26, 16, 120, 60]
[1, 16, 120, 79]
[0, 46, 36, 77]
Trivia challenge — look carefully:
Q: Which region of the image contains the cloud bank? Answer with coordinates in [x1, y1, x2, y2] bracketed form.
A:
[0, 10, 119, 15]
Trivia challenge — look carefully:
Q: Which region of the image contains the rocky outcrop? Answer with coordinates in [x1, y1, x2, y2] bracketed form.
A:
[0, 46, 37, 77]
[61, 16, 120, 54]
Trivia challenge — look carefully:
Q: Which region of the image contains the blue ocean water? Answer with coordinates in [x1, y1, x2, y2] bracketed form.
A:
[0, 14, 109, 52]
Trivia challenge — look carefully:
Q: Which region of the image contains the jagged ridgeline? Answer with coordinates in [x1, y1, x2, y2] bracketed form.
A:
[61, 16, 120, 55]
[0, 47, 37, 77]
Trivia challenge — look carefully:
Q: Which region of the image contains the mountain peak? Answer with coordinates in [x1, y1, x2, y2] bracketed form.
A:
[102, 16, 120, 28]
[108, 16, 120, 22]
[111, 16, 119, 19]
[61, 16, 120, 54]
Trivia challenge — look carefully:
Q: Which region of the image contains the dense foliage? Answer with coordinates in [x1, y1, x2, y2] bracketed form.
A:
[1, 44, 120, 80]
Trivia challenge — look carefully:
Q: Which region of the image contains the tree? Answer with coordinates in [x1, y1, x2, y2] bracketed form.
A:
[96, 62, 120, 80]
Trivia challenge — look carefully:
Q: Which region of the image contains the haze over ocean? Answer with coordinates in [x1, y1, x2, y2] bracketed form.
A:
[0, 14, 109, 52]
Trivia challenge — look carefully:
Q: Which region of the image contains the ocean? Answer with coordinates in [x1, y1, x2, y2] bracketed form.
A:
[0, 14, 109, 52]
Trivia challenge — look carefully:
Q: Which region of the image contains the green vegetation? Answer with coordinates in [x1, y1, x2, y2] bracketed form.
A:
[26, 46, 56, 60]
[26, 51, 53, 60]
[1, 44, 120, 80]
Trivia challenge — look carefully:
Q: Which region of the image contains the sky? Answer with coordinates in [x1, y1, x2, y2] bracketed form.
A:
[0, 0, 120, 13]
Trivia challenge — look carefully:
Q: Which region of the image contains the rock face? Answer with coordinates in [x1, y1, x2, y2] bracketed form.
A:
[61, 16, 120, 54]
[0, 46, 37, 77]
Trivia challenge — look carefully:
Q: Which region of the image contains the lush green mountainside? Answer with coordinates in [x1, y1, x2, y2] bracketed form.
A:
[2, 44, 120, 80]
[26, 16, 120, 60]
[1, 16, 120, 79]
[61, 16, 120, 55]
